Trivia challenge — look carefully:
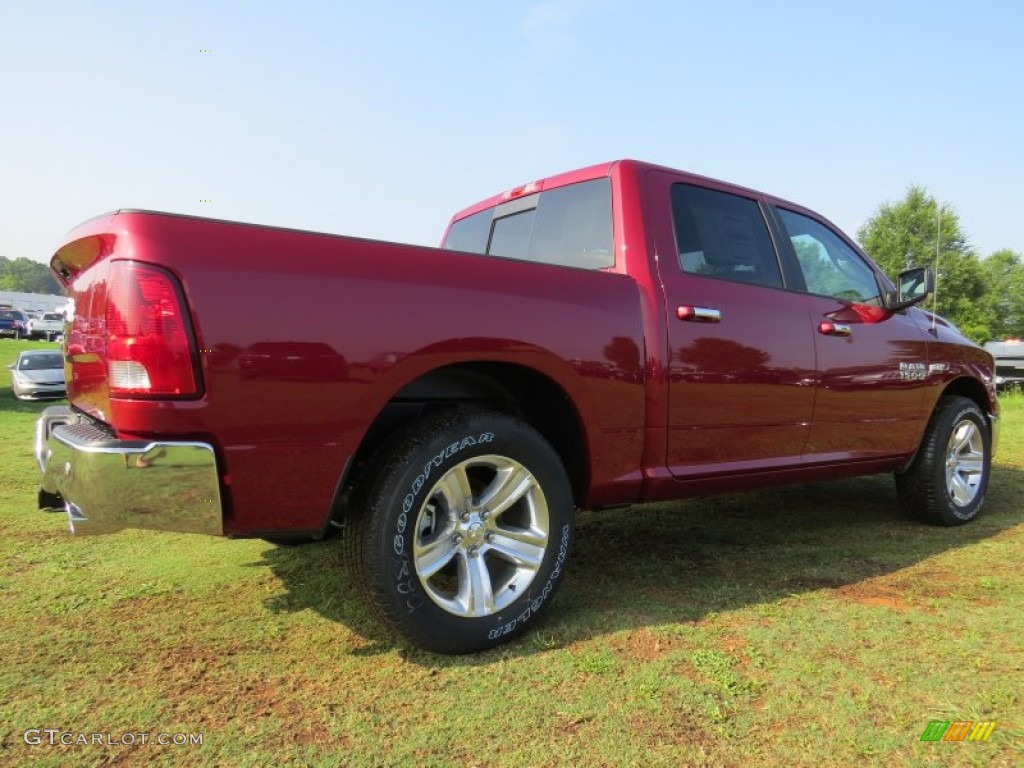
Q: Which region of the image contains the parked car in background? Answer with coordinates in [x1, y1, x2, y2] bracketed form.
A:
[985, 339, 1024, 390]
[26, 312, 65, 340]
[8, 349, 66, 399]
[0, 309, 29, 339]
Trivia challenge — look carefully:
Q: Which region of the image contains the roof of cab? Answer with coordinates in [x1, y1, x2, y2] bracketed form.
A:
[447, 159, 810, 224]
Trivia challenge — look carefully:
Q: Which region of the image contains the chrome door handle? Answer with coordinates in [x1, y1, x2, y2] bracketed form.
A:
[677, 305, 722, 323]
[819, 321, 852, 336]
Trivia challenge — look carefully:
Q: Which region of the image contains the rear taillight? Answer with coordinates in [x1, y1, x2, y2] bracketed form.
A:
[106, 261, 200, 397]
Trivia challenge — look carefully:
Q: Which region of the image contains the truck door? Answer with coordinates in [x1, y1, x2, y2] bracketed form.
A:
[770, 205, 930, 459]
[648, 172, 816, 478]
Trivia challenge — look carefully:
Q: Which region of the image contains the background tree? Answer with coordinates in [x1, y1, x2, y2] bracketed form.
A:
[0, 256, 62, 294]
[857, 186, 990, 342]
[980, 249, 1024, 339]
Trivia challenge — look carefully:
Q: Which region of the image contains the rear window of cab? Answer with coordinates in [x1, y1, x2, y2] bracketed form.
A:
[443, 178, 614, 270]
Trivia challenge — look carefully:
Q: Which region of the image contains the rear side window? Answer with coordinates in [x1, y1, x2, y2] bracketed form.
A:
[671, 184, 783, 289]
[443, 178, 614, 270]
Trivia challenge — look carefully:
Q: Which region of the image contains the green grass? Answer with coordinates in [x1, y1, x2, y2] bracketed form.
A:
[1, 338, 1021, 766]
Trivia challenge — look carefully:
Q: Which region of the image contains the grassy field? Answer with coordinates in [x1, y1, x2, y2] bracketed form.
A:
[0, 338, 1021, 767]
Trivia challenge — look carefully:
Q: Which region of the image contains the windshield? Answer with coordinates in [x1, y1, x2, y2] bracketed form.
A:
[19, 354, 64, 370]
[42, 313, 64, 321]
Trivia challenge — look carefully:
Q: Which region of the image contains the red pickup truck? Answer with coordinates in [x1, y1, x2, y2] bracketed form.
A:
[35, 160, 999, 653]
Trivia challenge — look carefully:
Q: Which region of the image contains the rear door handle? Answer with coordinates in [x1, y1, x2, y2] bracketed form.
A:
[819, 321, 852, 336]
[677, 305, 722, 323]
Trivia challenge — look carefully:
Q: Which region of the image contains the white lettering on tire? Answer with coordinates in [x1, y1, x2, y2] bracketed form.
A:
[487, 523, 570, 640]
[393, 432, 497, 611]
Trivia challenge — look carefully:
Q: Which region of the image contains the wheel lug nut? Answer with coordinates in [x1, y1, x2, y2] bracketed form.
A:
[453, 534, 463, 544]
[480, 509, 489, 520]
[485, 532, 494, 542]
[460, 512, 470, 523]
[468, 546, 478, 558]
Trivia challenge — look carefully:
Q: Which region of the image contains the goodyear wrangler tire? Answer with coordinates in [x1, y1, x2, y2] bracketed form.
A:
[895, 396, 991, 526]
[348, 410, 574, 654]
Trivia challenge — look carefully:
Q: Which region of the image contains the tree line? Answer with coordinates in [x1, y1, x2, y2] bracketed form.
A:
[0, 256, 62, 295]
[858, 187, 1023, 343]
[2, 193, 1021, 343]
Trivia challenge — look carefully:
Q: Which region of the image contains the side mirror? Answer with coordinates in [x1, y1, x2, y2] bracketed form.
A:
[886, 266, 934, 310]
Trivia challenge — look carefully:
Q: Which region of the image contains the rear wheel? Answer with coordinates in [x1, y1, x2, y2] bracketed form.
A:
[345, 410, 574, 654]
[896, 396, 991, 526]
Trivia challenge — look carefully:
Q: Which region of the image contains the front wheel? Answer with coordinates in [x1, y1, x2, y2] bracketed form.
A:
[345, 410, 574, 654]
[896, 396, 992, 526]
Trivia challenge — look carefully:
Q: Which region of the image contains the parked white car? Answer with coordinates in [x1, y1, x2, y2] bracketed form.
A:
[26, 312, 65, 340]
[985, 339, 1024, 390]
[8, 349, 66, 400]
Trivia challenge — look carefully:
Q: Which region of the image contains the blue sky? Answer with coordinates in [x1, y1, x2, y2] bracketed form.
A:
[2, 1, 1022, 265]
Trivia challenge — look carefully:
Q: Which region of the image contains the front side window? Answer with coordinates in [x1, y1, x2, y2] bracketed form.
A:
[671, 184, 783, 289]
[442, 178, 614, 270]
[776, 208, 881, 304]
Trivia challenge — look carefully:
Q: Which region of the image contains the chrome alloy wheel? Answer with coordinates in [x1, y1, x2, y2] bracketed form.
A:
[945, 418, 985, 507]
[412, 455, 550, 618]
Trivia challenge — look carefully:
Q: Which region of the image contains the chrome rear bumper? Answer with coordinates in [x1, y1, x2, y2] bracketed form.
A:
[36, 406, 223, 536]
